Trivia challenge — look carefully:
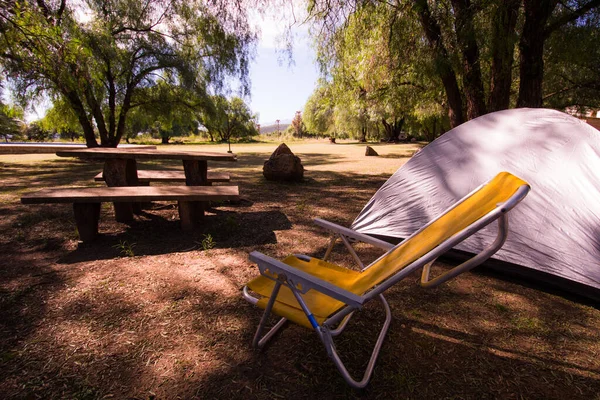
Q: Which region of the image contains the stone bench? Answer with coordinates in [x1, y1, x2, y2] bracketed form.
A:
[21, 185, 239, 242]
[94, 170, 230, 185]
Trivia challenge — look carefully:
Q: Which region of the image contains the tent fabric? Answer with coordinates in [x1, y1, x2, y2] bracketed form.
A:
[351, 108, 600, 291]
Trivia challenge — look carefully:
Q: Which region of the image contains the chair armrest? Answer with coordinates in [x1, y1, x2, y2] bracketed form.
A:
[313, 218, 395, 251]
[420, 203, 511, 288]
[249, 251, 365, 308]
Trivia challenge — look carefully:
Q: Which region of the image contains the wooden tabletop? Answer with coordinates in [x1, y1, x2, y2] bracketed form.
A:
[55, 147, 237, 162]
[0, 143, 156, 154]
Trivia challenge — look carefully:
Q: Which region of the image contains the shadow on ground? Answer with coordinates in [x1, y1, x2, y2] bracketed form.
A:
[1, 148, 599, 399]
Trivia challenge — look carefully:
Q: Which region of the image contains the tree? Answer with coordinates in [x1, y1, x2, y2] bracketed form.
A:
[306, 0, 600, 128]
[303, 81, 335, 136]
[200, 95, 257, 147]
[412, 0, 464, 127]
[154, 106, 198, 144]
[488, 0, 520, 112]
[123, 106, 154, 143]
[25, 121, 53, 141]
[542, 9, 600, 109]
[0, 101, 24, 141]
[291, 111, 305, 137]
[0, 0, 256, 147]
[39, 98, 83, 141]
[308, 2, 446, 138]
[517, 0, 600, 107]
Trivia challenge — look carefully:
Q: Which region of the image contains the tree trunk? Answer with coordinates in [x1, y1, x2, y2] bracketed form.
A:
[359, 126, 367, 142]
[517, 0, 600, 107]
[414, 0, 465, 128]
[84, 85, 110, 145]
[382, 117, 405, 142]
[423, 118, 438, 142]
[114, 84, 133, 147]
[517, 0, 557, 108]
[451, 0, 487, 119]
[489, 0, 520, 112]
[63, 91, 98, 147]
[381, 118, 392, 141]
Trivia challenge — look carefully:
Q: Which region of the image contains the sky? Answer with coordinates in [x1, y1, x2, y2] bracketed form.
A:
[247, 26, 320, 126]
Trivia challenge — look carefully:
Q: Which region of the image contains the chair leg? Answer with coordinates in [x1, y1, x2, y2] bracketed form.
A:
[321, 294, 392, 389]
[253, 316, 287, 349]
[323, 235, 337, 261]
[328, 311, 355, 337]
[252, 281, 287, 349]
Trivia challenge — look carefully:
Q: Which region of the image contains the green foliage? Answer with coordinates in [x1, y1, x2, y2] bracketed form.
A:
[200, 95, 258, 143]
[307, 2, 444, 140]
[200, 234, 215, 250]
[113, 240, 136, 257]
[0, 0, 257, 147]
[0, 101, 25, 141]
[543, 14, 600, 109]
[303, 81, 335, 136]
[25, 122, 53, 142]
[306, 0, 600, 135]
[125, 82, 206, 143]
[39, 97, 83, 141]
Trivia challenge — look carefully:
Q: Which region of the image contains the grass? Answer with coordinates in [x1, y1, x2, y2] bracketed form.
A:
[113, 240, 136, 257]
[200, 234, 216, 250]
[0, 140, 599, 399]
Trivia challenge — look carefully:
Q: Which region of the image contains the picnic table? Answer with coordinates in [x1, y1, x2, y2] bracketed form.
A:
[55, 147, 237, 222]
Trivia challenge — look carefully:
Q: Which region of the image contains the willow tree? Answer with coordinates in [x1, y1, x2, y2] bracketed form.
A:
[303, 81, 335, 136]
[542, 9, 600, 110]
[0, 0, 256, 147]
[307, 2, 446, 138]
[0, 100, 24, 142]
[306, 0, 600, 128]
[200, 95, 257, 145]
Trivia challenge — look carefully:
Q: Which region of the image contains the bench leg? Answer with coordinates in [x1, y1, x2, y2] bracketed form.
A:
[125, 159, 143, 214]
[182, 159, 208, 223]
[103, 159, 135, 221]
[73, 203, 101, 242]
[178, 200, 205, 231]
[138, 181, 152, 209]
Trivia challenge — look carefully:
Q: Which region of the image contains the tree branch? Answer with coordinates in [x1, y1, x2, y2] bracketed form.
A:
[546, 0, 600, 35]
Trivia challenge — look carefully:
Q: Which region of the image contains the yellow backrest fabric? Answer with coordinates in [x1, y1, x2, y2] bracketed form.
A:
[350, 172, 528, 294]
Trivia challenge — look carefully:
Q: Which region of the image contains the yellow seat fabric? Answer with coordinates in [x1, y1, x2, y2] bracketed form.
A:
[247, 172, 529, 329]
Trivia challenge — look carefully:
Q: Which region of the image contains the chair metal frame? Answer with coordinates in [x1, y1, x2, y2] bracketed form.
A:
[243, 181, 530, 388]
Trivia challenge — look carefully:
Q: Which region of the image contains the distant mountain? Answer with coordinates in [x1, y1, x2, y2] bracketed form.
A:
[259, 122, 291, 134]
[262, 118, 292, 126]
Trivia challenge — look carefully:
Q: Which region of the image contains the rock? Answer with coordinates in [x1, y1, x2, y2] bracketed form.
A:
[365, 146, 378, 156]
[270, 142, 294, 157]
[263, 143, 304, 181]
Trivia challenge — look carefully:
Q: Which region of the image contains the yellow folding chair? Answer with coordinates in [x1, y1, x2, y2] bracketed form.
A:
[243, 172, 530, 388]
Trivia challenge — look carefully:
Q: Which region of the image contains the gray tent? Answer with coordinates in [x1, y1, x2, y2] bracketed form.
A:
[351, 108, 600, 298]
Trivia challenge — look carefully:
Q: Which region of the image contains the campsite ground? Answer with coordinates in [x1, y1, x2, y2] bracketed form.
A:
[1, 140, 599, 399]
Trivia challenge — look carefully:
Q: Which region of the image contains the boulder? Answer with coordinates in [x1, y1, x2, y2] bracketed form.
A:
[365, 146, 379, 156]
[263, 143, 304, 181]
[270, 142, 294, 157]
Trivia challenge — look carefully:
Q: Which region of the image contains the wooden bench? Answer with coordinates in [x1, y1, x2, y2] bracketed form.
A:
[94, 170, 230, 185]
[21, 185, 239, 242]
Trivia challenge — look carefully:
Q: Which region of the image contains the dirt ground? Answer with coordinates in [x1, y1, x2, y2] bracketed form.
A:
[1, 140, 599, 399]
